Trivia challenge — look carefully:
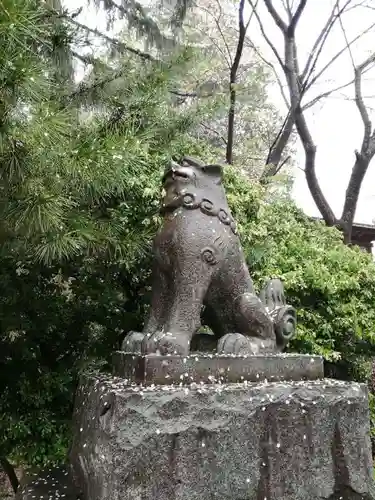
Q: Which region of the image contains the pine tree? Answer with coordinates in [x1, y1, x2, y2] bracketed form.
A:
[0, 0, 76, 257]
[0, 2, 215, 485]
[0, 0, 212, 265]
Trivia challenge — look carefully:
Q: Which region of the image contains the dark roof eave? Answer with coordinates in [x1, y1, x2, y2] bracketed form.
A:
[311, 216, 375, 241]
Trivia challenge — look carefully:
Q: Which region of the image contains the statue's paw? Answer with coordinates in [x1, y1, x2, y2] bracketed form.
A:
[218, 334, 278, 355]
[121, 331, 146, 354]
[259, 278, 286, 312]
[218, 333, 260, 355]
[141, 331, 190, 356]
[270, 305, 297, 349]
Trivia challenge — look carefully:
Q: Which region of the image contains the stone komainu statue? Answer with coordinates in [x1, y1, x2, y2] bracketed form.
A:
[123, 156, 296, 356]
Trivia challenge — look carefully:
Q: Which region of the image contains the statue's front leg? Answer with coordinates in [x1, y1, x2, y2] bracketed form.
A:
[143, 267, 170, 335]
[122, 265, 169, 354]
[142, 247, 218, 356]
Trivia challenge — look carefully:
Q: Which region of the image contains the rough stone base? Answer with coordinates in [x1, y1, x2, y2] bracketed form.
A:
[70, 373, 375, 500]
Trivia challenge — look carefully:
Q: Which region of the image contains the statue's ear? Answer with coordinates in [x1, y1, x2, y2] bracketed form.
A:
[202, 164, 223, 182]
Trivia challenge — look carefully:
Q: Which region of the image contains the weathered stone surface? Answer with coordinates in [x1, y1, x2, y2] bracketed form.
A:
[15, 465, 79, 500]
[70, 373, 375, 500]
[112, 352, 324, 385]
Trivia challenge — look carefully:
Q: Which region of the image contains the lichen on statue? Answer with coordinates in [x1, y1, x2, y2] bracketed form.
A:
[122, 156, 296, 356]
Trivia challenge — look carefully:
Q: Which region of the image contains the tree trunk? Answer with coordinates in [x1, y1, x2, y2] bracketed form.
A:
[226, 82, 236, 164]
[0, 456, 19, 493]
[339, 153, 370, 243]
[261, 111, 295, 179]
[225, 0, 247, 165]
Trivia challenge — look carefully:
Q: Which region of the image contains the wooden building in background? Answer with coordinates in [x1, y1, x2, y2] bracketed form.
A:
[351, 222, 375, 253]
[312, 217, 375, 254]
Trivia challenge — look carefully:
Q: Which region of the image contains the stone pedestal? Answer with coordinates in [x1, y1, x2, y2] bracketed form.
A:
[69, 358, 375, 500]
[112, 352, 324, 385]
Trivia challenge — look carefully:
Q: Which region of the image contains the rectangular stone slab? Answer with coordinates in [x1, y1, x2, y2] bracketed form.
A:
[70, 374, 375, 500]
[112, 351, 324, 385]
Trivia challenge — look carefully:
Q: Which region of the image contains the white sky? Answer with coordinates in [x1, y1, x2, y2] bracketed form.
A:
[246, 0, 375, 225]
[64, 0, 375, 225]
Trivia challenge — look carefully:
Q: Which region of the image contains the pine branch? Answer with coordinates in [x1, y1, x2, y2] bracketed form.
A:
[94, 0, 177, 51]
[68, 52, 204, 106]
[65, 64, 131, 104]
[65, 16, 159, 62]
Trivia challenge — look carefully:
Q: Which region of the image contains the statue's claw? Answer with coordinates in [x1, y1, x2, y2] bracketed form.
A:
[141, 331, 190, 356]
[218, 333, 258, 355]
[218, 333, 278, 355]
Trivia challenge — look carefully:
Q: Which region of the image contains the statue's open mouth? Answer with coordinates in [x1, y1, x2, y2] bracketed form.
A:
[173, 170, 189, 179]
[163, 168, 190, 186]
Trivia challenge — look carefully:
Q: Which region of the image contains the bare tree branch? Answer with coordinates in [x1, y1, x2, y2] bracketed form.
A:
[355, 58, 375, 154]
[244, 38, 290, 107]
[305, 19, 375, 91]
[192, 1, 234, 69]
[282, 0, 293, 21]
[302, 78, 355, 109]
[259, 0, 375, 242]
[226, 0, 252, 164]
[332, 4, 375, 240]
[301, 60, 375, 110]
[200, 122, 228, 145]
[263, 0, 337, 225]
[248, 0, 285, 69]
[214, 0, 234, 66]
[337, 0, 356, 69]
[289, 0, 308, 33]
[263, 0, 288, 33]
[296, 108, 337, 226]
[261, 110, 295, 178]
[249, 0, 375, 236]
[248, 1, 304, 176]
[340, 51, 375, 238]
[300, 0, 354, 83]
